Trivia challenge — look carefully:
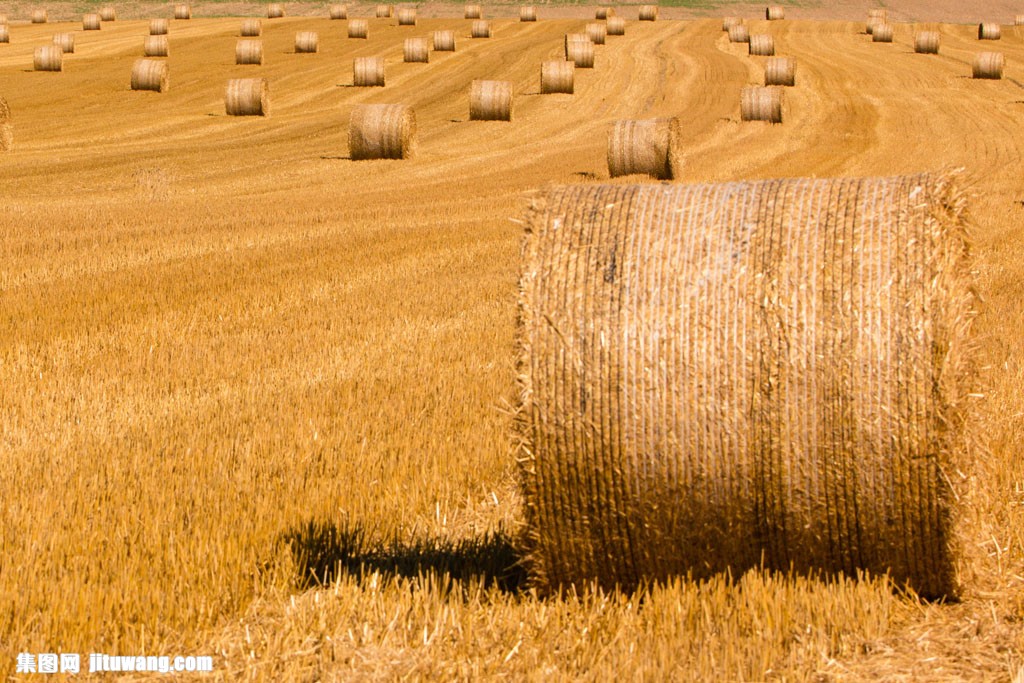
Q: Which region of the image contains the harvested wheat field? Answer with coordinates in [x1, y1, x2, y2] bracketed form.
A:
[0, 0, 1023, 680]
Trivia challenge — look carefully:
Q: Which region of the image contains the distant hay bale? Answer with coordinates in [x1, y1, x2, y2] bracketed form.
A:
[728, 24, 749, 43]
[866, 19, 881, 35]
[434, 29, 455, 50]
[515, 172, 974, 601]
[607, 16, 625, 35]
[52, 32, 74, 53]
[348, 19, 368, 38]
[586, 22, 607, 44]
[150, 18, 168, 35]
[31, 9, 48, 23]
[469, 79, 512, 121]
[0, 13, 7, 23]
[749, 34, 775, 55]
[403, 37, 428, 62]
[295, 31, 318, 53]
[867, 8, 886, 21]
[740, 85, 782, 122]
[349, 103, 416, 160]
[144, 35, 169, 56]
[99, 6, 116, 21]
[0, 25, 8, 43]
[566, 36, 595, 68]
[520, 6, 537, 22]
[240, 18, 261, 36]
[765, 5, 784, 20]
[33, 45, 62, 71]
[353, 56, 385, 86]
[1016, 15, 1024, 26]
[376, 4, 393, 17]
[596, 7, 614, 19]
[472, 20, 491, 37]
[764, 56, 795, 85]
[397, 8, 416, 25]
[0, 96, 10, 152]
[978, 23, 1001, 40]
[914, 31, 940, 54]
[131, 58, 168, 92]
[540, 59, 574, 94]
[638, 4, 657, 21]
[225, 78, 269, 116]
[83, 13, 101, 29]
[607, 117, 678, 179]
[722, 16, 740, 31]
[174, 4, 191, 19]
[330, 4, 347, 19]
[236, 39, 263, 65]
[465, 4, 482, 19]
[267, 4, 285, 18]
[872, 23, 894, 42]
[973, 51, 1004, 79]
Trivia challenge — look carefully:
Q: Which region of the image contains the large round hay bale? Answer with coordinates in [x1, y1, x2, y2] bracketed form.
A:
[1016, 15, 1024, 26]
[397, 8, 416, 25]
[586, 22, 607, 44]
[376, 4, 393, 17]
[174, 4, 191, 19]
[150, 18, 169, 35]
[353, 56, 385, 86]
[914, 31, 940, 54]
[728, 23, 750, 43]
[295, 31, 318, 53]
[225, 78, 269, 116]
[872, 23, 894, 42]
[267, 4, 285, 18]
[973, 51, 1004, 79]
[740, 85, 782, 122]
[131, 58, 168, 92]
[349, 103, 415, 160]
[236, 39, 263, 65]
[540, 59, 574, 94]
[330, 4, 347, 19]
[596, 7, 614, 19]
[348, 19, 368, 38]
[0, 25, 9, 43]
[465, 4, 482, 19]
[520, 6, 537, 21]
[469, 79, 512, 121]
[0, 96, 11, 152]
[99, 6, 116, 21]
[240, 18, 261, 36]
[403, 37, 428, 62]
[52, 32, 74, 53]
[764, 55, 795, 85]
[607, 118, 678, 179]
[434, 29, 455, 50]
[472, 20, 491, 38]
[978, 22, 1001, 40]
[31, 9, 47, 23]
[607, 16, 625, 35]
[765, 5, 784, 20]
[515, 173, 973, 601]
[638, 4, 657, 21]
[722, 16, 740, 31]
[143, 35, 169, 56]
[83, 13, 101, 29]
[748, 34, 775, 55]
[566, 36, 595, 68]
[33, 45, 62, 71]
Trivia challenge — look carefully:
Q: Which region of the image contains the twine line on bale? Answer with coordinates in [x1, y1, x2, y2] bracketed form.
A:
[403, 37, 428, 63]
[131, 58, 169, 92]
[295, 31, 318, 53]
[540, 59, 574, 94]
[741, 85, 783, 123]
[520, 6, 537, 22]
[513, 172, 975, 600]
[143, 35, 169, 57]
[349, 103, 416, 160]
[240, 18, 261, 36]
[749, 34, 775, 56]
[764, 56, 795, 86]
[225, 77, 270, 116]
[914, 31, 940, 54]
[354, 56, 385, 86]
[972, 51, 1004, 79]
[606, 117, 679, 179]
[349, 19, 369, 38]
[33, 45, 62, 71]
[174, 4, 191, 19]
[150, 18, 168, 35]
[330, 4, 348, 19]
[607, 16, 625, 36]
[978, 23, 1001, 40]
[469, 79, 512, 121]
[0, 95, 11, 152]
[53, 32, 74, 54]
[83, 13, 101, 30]
[236, 39, 263, 65]
[434, 29, 456, 51]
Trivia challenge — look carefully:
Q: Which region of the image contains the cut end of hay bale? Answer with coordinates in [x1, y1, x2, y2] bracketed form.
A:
[235, 39, 263, 65]
[225, 77, 270, 116]
[540, 59, 574, 94]
[741, 85, 783, 123]
[638, 4, 658, 21]
[143, 35, 169, 57]
[520, 6, 537, 22]
[469, 79, 513, 121]
[764, 56, 795, 86]
[914, 31, 940, 54]
[348, 19, 369, 38]
[433, 29, 456, 51]
[295, 31, 318, 53]
[349, 103, 416, 160]
[972, 51, 1004, 79]
[353, 56, 385, 86]
[403, 37, 428, 63]
[131, 58, 169, 93]
[606, 117, 679, 179]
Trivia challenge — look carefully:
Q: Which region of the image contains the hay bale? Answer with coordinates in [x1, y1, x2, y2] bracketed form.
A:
[566, 37, 595, 68]
[472, 20, 491, 37]
[586, 22, 607, 44]
[0, 95, 11, 152]
[749, 34, 775, 55]
[764, 55, 795, 85]
[515, 172, 973, 600]
[434, 29, 455, 50]
[596, 7, 614, 19]
[973, 51, 1004, 79]
[607, 117, 678, 179]
[240, 18, 261, 36]
[131, 58, 168, 92]
[397, 8, 416, 25]
[469, 79, 512, 121]
[150, 18, 169, 35]
[349, 103, 416, 160]
[144, 35, 169, 56]
[638, 4, 657, 21]
[295, 31, 318, 53]
[0, 13, 7, 23]
[353, 56, 385, 86]
[520, 6, 537, 22]
[540, 59, 574, 94]
[267, 4, 285, 18]
[740, 85, 782, 122]
[867, 8, 886, 21]
[83, 13, 101, 29]
[465, 4, 482, 19]
[766, 5, 784, 20]
[31, 9, 47, 23]
[978, 23, 1001, 40]
[235, 39, 263, 65]
[33, 45, 62, 71]
[348, 19, 368, 38]
[225, 78, 269, 116]
[330, 4, 348, 19]
[728, 24, 749, 42]
[376, 4, 393, 17]
[99, 6, 116, 21]
[866, 19, 880, 35]
[607, 16, 625, 36]
[403, 37, 428, 62]
[722, 16, 740, 31]
[872, 23, 894, 42]
[914, 31, 940, 54]
[0, 25, 8, 43]
[1016, 15, 1024, 26]
[52, 32, 74, 54]
[174, 4, 191, 19]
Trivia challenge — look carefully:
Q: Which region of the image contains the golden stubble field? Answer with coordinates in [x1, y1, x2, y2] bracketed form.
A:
[1, 4, 1023, 680]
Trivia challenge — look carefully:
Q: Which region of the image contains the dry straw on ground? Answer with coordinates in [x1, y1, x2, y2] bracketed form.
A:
[267, 4, 284, 18]
[397, 8, 416, 25]
[766, 5, 784, 20]
[82, 13, 100, 29]
[143, 35, 169, 57]
[566, 36, 594, 68]
[348, 19, 368, 38]
[329, 4, 347, 19]
[606, 117, 679, 179]
[433, 29, 455, 51]
[465, 4, 482, 19]
[174, 4, 191, 19]
[973, 51, 1004, 78]
[515, 173, 974, 600]
[472, 20, 491, 38]
[638, 4, 657, 21]
[376, 4, 393, 18]
[728, 24, 750, 43]
[240, 18, 261, 36]
[978, 23, 1001, 40]
[596, 7, 614, 19]
[586, 22, 607, 45]
[235, 39, 262, 65]
[469, 79, 512, 121]
[150, 18, 168, 35]
[354, 56, 385, 86]
[99, 6, 116, 21]
[52, 32, 74, 54]
[131, 59, 168, 92]
[764, 56, 795, 85]
[749, 34, 775, 56]
[349, 103, 416, 160]
[31, 9, 47, 23]
[33, 45, 62, 71]
[915, 31, 940, 54]
[540, 59, 574, 94]
[872, 24, 894, 42]
[295, 31, 318, 53]
[403, 37, 428, 63]
[225, 77, 269, 116]
[741, 85, 782, 122]
[0, 96, 10, 152]
[520, 6, 536, 22]
[607, 16, 625, 35]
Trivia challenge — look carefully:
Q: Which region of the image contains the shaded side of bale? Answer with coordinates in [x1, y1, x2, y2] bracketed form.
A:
[566, 37, 594, 68]
[469, 79, 512, 121]
[872, 23, 894, 42]
[607, 117, 678, 179]
[31, 9, 47, 23]
[0, 25, 9, 43]
[520, 6, 537, 21]
[267, 4, 285, 18]
[33, 45, 62, 71]
[596, 7, 614, 19]
[349, 103, 416, 160]
[764, 56, 795, 85]
[99, 6, 116, 21]
[465, 4, 482, 19]
[348, 19, 369, 38]
[403, 37, 428, 62]
[728, 24, 749, 43]
[914, 31, 940, 54]
[174, 4, 191, 19]
[433, 29, 455, 50]
[397, 8, 416, 25]
[144, 35, 169, 56]
[150, 18, 168, 35]
[295, 31, 318, 53]
[471, 20, 491, 37]
[225, 78, 270, 116]
[236, 39, 263, 65]
[766, 5, 784, 20]
[376, 4, 393, 17]
[749, 34, 775, 55]
[638, 4, 657, 21]
[973, 51, 1004, 79]
[978, 22, 1001, 40]
[131, 58, 169, 92]
[240, 18, 261, 36]
[722, 16, 740, 31]
[83, 13, 101, 29]
[740, 85, 782, 122]
[586, 22, 606, 44]
[353, 56, 385, 86]
[515, 173, 974, 601]
[330, 4, 348, 19]
[607, 16, 625, 35]
[540, 59, 574, 94]
[53, 32, 74, 53]
[0, 96, 11, 152]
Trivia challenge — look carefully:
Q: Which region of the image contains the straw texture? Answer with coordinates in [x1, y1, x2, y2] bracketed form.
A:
[978, 23, 1001, 40]
[349, 19, 369, 38]
[638, 4, 657, 21]
[607, 16, 625, 36]
[607, 118, 678, 179]
[469, 79, 512, 121]
[566, 37, 595, 68]
[225, 78, 270, 116]
[515, 173, 975, 600]
[465, 4, 482, 19]
[33, 45, 62, 71]
[235, 39, 263, 65]
[722, 16, 741, 31]
[1016, 15, 1024, 26]
[397, 8, 416, 25]
[520, 6, 537, 22]
[0, 25, 8, 43]
[586, 22, 607, 45]
[174, 4, 191, 19]
[376, 4, 393, 18]
[31, 9, 47, 23]
[766, 5, 784, 20]
[540, 60, 574, 94]
[749, 34, 775, 56]
[83, 13, 101, 30]
[267, 4, 285, 18]
[764, 56, 795, 86]
[354, 56, 385, 86]
[403, 37, 428, 63]
[144, 35, 169, 57]
[131, 59, 169, 92]
[53, 32, 74, 54]
[240, 18, 261, 36]
[295, 31, 318, 53]
[99, 6, 116, 21]
[741, 85, 783, 123]
[150, 18, 168, 35]
[914, 31, 940, 54]
[434, 30, 455, 51]
[330, 4, 348, 19]
[349, 103, 416, 160]
[472, 20, 491, 38]
[728, 24, 750, 43]
[872, 24, 894, 42]
[972, 52, 1004, 79]
[0, 96, 11, 152]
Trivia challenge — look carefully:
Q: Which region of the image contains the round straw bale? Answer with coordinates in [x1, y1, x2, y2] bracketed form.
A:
[978, 22, 1001, 40]
[515, 172, 974, 600]
[33, 45, 62, 71]
[403, 37, 428, 62]
[586, 22, 607, 44]
[376, 4, 393, 18]
[765, 5, 784, 20]
[607, 117, 678, 179]
[150, 18, 168, 35]
[83, 13, 100, 29]
[0, 96, 11, 152]
[31, 10, 48, 23]
[472, 20, 491, 38]
[748, 33, 775, 55]
[52, 32, 74, 53]
[1016, 15, 1024, 26]
[722, 16, 740, 31]
[174, 4, 191, 19]
[740, 85, 782, 122]
[566, 37, 595, 68]
[225, 78, 269, 116]
[349, 103, 416, 160]
[330, 4, 348, 19]
[469, 79, 512, 121]
[267, 4, 285, 18]
[235, 39, 263, 65]
[99, 6, 116, 21]
[353, 56, 385, 86]
[433, 29, 455, 50]
[295, 31, 318, 53]
[240, 18, 261, 36]
[764, 55, 795, 85]
[728, 23, 749, 42]
[973, 51, 1004, 78]
[131, 58, 168, 92]
[520, 6, 537, 22]
[596, 7, 614, 19]
[607, 16, 625, 35]
[0, 25, 8, 43]
[866, 19, 880, 35]
[540, 59, 574, 94]
[638, 4, 657, 21]
[465, 4, 482, 19]
[348, 19, 368, 38]
[867, 8, 886, 21]
[397, 8, 416, 25]
[0, 13, 7, 23]
[872, 23, 894, 42]
[143, 35, 169, 56]
[914, 31, 940, 54]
